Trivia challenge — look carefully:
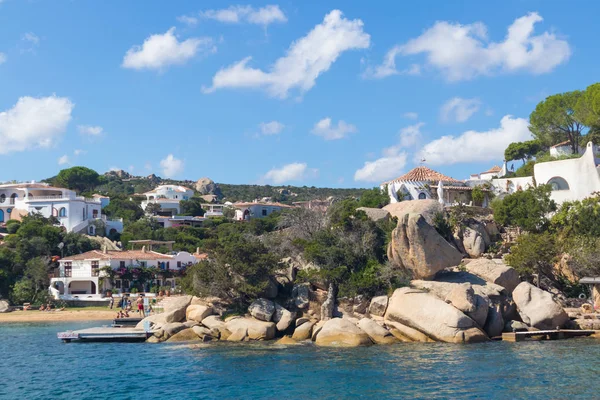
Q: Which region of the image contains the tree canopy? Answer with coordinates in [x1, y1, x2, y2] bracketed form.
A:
[54, 166, 101, 193]
[492, 185, 556, 232]
[504, 140, 543, 163]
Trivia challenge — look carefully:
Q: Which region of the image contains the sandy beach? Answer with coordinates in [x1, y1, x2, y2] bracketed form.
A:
[0, 309, 117, 323]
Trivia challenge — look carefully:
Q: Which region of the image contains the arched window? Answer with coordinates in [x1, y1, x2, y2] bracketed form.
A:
[418, 192, 427, 200]
[0, 194, 5, 203]
[59, 207, 67, 217]
[10, 193, 17, 204]
[0, 210, 4, 223]
[547, 177, 569, 191]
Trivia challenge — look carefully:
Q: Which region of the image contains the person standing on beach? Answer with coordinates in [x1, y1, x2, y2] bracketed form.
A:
[136, 295, 145, 317]
[108, 296, 114, 309]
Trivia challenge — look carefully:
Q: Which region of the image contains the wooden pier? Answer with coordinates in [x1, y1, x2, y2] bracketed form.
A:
[58, 327, 153, 342]
[502, 329, 596, 342]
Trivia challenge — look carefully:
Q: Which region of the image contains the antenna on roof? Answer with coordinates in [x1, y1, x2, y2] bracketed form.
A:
[419, 158, 426, 165]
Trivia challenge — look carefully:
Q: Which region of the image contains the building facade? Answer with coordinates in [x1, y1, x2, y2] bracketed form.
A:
[0, 182, 122, 235]
[49, 247, 207, 300]
[233, 202, 294, 220]
[141, 185, 195, 216]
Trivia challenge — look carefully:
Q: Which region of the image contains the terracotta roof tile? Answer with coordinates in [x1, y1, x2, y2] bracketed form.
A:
[550, 140, 571, 148]
[386, 166, 460, 184]
[481, 165, 502, 174]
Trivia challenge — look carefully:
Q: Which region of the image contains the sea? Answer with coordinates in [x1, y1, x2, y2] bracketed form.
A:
[1, 321, 599, 399]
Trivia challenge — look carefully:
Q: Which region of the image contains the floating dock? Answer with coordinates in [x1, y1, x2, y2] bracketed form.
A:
[502, 329, 596, 342]
[58, 327, 152, 342]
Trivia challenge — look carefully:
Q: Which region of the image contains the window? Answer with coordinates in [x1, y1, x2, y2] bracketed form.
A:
[262, 209, 268, 216]
[418, 192, 427, 200]
[64, 262, 72, 277]
[0, 194, 5, 203]
[91, 261, 99, 277]
[10, 193, 17, 204]
[166, 262, 170, 270]
[140, 261, 147, 267]
[92, 209, 98, 218]
[177, 261, 182, 269]
[548, 177, 569, 191]
[115, 280, 122, 289]
[119, 261, 125, 268]
[59, 207, 67, 217]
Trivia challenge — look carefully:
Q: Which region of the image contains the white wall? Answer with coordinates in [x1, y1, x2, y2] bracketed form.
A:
[490, 177, 535, 195]
[534, 142, 600, 205]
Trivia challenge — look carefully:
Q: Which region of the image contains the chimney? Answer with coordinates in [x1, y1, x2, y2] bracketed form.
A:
[102, 246, 107, 254]
[142, 245, 146, 253]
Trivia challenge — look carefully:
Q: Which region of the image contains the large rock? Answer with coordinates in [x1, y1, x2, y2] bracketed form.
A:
[444, 283, 476, 313]
[0, 300, 9, 313]
[292, 321, 314, 341]
[356, 207, 390, 222]
[167, 328, 201, 342]
[368, 296, 388, 317]
[383, 200, 442, 226]
[321, 283, 335, 321]
[201, 315, 226, 331]
[385, 320, 433, 342]
[248, 298, 275, 322]
[357, 318, 397, 344]
[314, 318, 372, 347]
[352, 295, 369, 315]
[136, 308, 186, 328]
[504, 320, 529, 332]
[468, 293, 490, 327]
[292, 283, 310, 309]
[186, 305, 213, 323]
[195, 177, 222, 197]
[192, 325, 216, 341]
[384, 287, 488, 343]
[483, 304, 504, 338]
[226, 317, 276, 340]
[273, 303, 296, 332]
[465, 259, 520, 293]
[388, 213, 463, 279]
[162, 322, 186, 337]
[512, 282, 569, 330]
[164, 295, 192, 313]
[422, 271, 507, 299]
[461, 226, 486, 258]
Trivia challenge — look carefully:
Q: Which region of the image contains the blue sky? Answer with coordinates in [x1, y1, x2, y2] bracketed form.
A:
[0, 1, 597, 187]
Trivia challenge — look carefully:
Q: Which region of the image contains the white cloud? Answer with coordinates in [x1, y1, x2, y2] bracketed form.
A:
[417, 115, 532, 165]
[440, 97, 481, 123]
[22, 32, 40, 45]
[262, 162, 317, 184]
[0, 95, 74, 154]
[0, 53, 6, 64]
[122, 27, 215, 71]
[177, 15, 199, 26]
[363, 45, 420, 78]
[311, 117, 357, 140]
[73, 149, 86, 156]
[203, 10, 370, 98]
[78, 125, 103, 136]
[160, 154, 184, 178]
[58, 155, 69, 165]
[259, 121, 285, 135]
[370, 12, 570, 81]
[200, 5, 287, 26]
[354, 122, 424, 182]
[402, 112, 418, 120]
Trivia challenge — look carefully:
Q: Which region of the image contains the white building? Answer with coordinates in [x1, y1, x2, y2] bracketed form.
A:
[382, 166, 489, 206]
[549, 140, 600, 158]
[233, 201, 294, 220]
[49, 247, 207, 300]
[0, 182, 122, 236]
[141, 185, 195, 216]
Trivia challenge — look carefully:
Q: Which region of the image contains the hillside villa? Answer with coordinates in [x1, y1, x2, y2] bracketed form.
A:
[0, 182, 122, 236]
[233, 201, 295, 221]
[49, 245, 208, 301]
[141, 184, 195, 216]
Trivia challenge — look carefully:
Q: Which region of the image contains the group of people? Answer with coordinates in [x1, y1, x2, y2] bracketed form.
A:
[110, 294, 151, 318]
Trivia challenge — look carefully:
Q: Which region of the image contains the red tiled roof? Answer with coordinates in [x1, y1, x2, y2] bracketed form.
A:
[386, 166, 460, 184]
[481, 165, 502, 174]
[233, 202, 295, 209]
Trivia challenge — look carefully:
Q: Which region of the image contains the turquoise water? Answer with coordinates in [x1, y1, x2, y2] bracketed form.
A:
[1, 322, 599, 399]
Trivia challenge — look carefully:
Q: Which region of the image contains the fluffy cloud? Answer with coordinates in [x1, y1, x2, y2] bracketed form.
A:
[74, 149, 86, 156]
[122, 28, 215, 71]
[200, 5, 287, 26]
[354, 122, 424, 182]
[440, 97, 481, 123]
[417, 115, 531, 165]
[203, 10, 370, 98]
[0, 95, 74, 154]
[262, 162, 317, 184]
[259, 121, 285, 135]
[311, 117, 357, 140]
[370, 13, 570, 81]
[78, 125, 103, 136]
[160, 154, 184, 178]
[58, 155, 69, 165]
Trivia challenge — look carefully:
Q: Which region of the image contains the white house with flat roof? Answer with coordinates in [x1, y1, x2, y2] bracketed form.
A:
[141, 185, 194, 216]
[0, 182, 122, 236]
[49, 247, 208, 300]
[233, 201, 294, 220]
